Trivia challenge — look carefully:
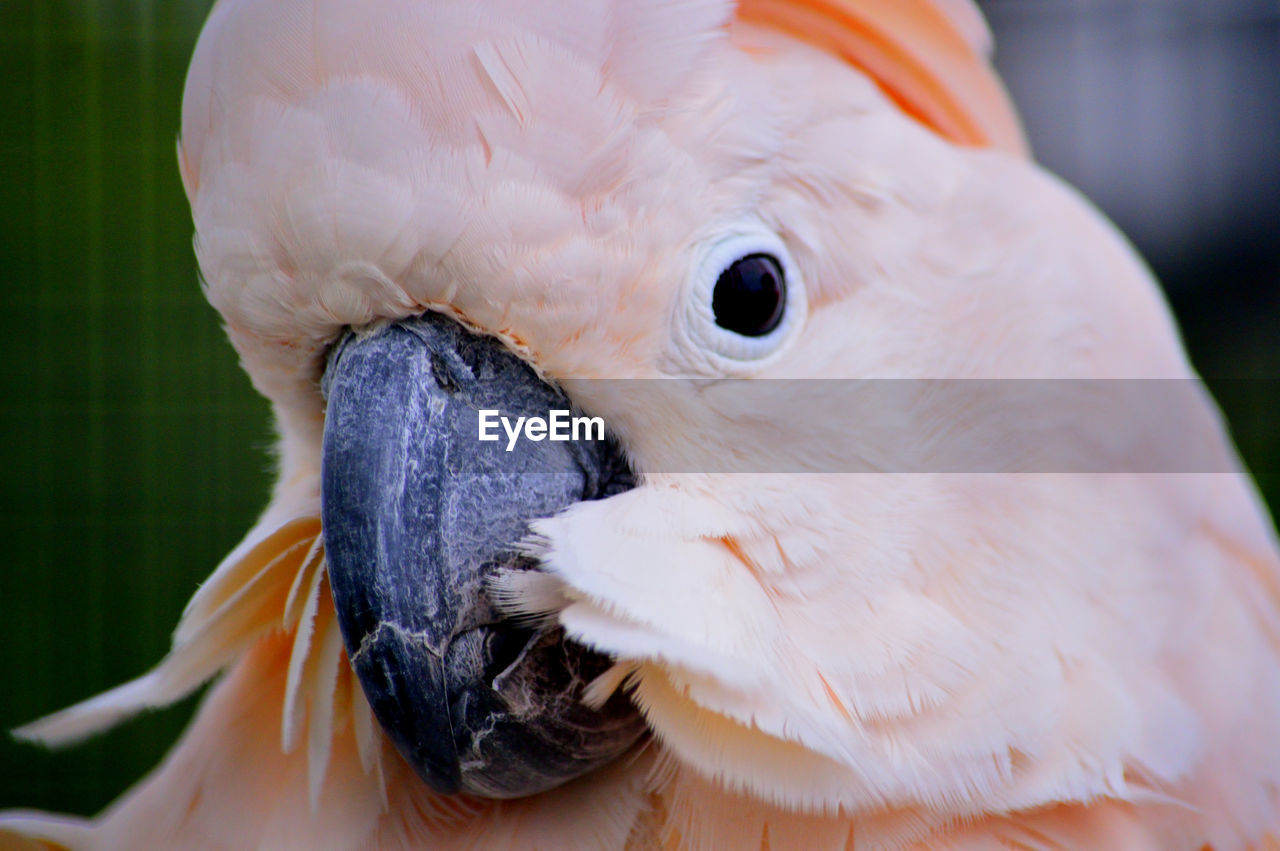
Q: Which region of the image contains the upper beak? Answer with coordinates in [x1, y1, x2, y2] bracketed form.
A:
[319, 312, 643, 798]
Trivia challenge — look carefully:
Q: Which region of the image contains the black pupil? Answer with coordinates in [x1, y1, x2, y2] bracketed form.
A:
[712, 253, 786, 337]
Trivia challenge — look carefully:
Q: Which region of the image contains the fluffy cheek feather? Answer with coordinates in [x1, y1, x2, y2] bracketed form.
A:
[9, 608, 656, 851]
[511, 469, 1279, 837]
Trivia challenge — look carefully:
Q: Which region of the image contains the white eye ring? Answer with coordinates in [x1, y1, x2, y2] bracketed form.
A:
[672, 224, 807, 375]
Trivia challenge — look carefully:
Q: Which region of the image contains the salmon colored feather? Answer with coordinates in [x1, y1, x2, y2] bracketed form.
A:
[737, 0, 1028, 155]
[3, 0, 1279, 848]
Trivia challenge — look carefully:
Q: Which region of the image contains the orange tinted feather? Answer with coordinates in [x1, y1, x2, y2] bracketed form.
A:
[737, 0, 1028, 156]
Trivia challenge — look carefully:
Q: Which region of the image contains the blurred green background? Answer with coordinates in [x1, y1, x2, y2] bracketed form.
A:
[1, 0, 1277, 819]
[0, 0, 272, 815]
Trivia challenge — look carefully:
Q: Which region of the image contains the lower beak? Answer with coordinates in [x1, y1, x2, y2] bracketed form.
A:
[320, 312, 643, 798]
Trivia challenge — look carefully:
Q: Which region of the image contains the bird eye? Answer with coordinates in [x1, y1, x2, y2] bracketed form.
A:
[712, 254, 786, 337]
[673, 224, 805, 374]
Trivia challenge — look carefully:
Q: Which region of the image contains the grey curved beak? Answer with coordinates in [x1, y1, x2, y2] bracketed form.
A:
[320, 312, 642, 798]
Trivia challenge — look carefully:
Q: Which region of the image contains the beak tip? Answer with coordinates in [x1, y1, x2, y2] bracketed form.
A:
[344, 619, 463, 795]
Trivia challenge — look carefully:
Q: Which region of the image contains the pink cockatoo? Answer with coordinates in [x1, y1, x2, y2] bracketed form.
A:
[5, 0, 1280, 848]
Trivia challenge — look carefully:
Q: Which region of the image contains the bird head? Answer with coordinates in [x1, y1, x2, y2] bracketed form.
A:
[171, 0, 1214, 822]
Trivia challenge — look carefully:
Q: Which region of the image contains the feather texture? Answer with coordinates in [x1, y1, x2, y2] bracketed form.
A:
[736, 0, 1026, 154]
[5, 0, 1280, 847]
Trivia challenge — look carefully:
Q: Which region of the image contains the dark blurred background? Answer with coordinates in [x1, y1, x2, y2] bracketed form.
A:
[1, 0, 1277, 817]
